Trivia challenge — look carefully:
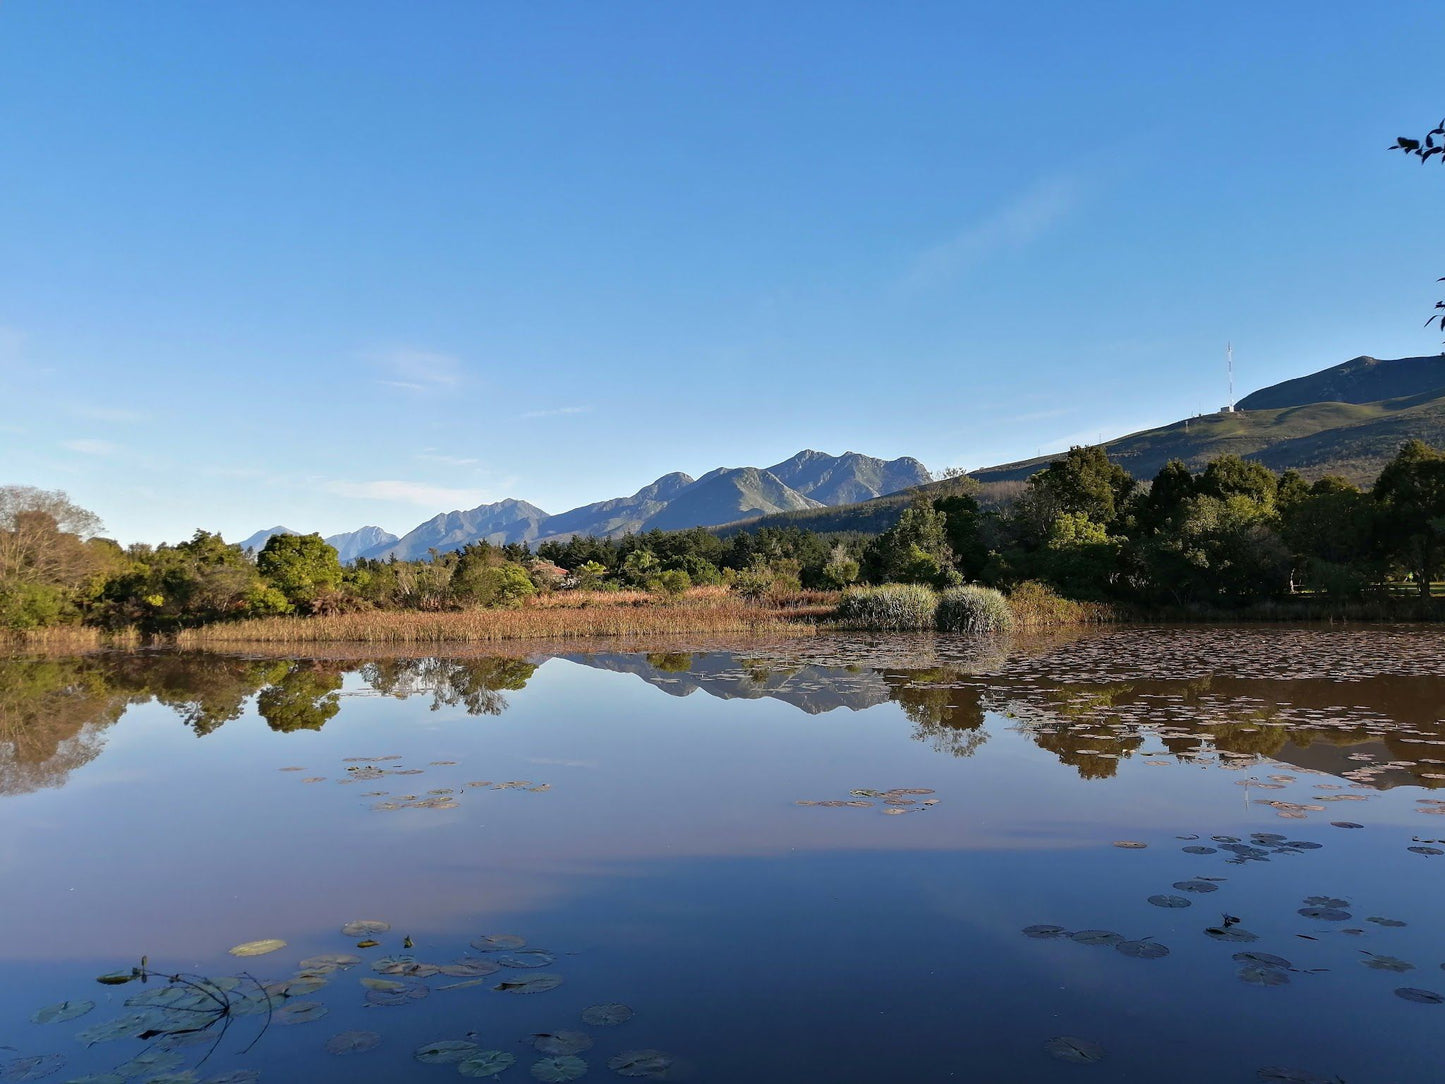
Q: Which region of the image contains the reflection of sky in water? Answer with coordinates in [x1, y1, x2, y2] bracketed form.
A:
[2, 633, 1445, 1082]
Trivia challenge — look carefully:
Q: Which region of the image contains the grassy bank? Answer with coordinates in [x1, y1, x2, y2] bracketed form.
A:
[173, 587, 826, 645]
[1, 626, 140, 652]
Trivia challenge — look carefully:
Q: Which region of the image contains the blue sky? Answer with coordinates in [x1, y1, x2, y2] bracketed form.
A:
[1, 1, 1439, 544]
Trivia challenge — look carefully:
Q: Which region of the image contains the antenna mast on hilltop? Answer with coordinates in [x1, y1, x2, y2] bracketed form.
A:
[1225, 342, 1236, 413]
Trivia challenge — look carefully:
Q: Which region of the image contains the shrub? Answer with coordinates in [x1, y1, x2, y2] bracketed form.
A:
[935, 584, 1013, 635]
[834, 584, 938, 630]
[1007, 580, 1115, 628]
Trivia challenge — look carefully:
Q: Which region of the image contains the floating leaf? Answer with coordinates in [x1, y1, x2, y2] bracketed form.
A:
[414, 1040, 479, 1064]
[1395, 987, 1445, 1004]
[533, 1032, 593, 1056]
[94, 971, 138, 986]
[1330, 822, 1363, 830]
[1238, 964, 1290, 986]
[1068, 930, 1122, 947]
[1361, 954, 1415, 973]
[494, 974, 563, 995]
[1256, 1068, 1337, 1083]
[0, 1055, 65, 1082]
[300, 953, 361, 972]
[1206, 926, 1259, 943]
[1172, 880, 1219, 894]
[457, 1051, 516, 1078]
[364, 980, 429, 1006]
[471, 934, 526, 951]
[607, 1050, 674, 1077]
[580, 1003, 633, 1027]
[1042, 1036, 1104, 1064]
[341, 920, 390, 937]
[31, 1000, 94, 1025]
[1297, 907, 1351, 921]
[274, 1000, 328, 1025]
[228, 939, 286, 958]
[76, 1012, 161, 1045]
[1234, 952, 1292, 969]
[1147, 895, 1191, 909]
[1302, 896, 1349, 908]
[1022, 924, 1068, 939]
[1116, 939, 1169, 959]
[500, 952, 556, 970]
[114, 1050, 183, 1077]
[1367, 916, 1407, 927]
[1112, 841, 1147, 849]
[531, 1055, 588, 1082]
[1182, 845, 1217, 855]
[326, 1030, 381, 1055]
[1408, 846, 1444, 856]
[438, 960, 501, 977]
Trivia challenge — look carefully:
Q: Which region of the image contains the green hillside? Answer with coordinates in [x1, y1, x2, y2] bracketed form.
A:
[721, 353, 1445, 538]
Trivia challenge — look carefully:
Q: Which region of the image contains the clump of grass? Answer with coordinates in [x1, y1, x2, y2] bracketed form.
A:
[0, 626, 137, 652]
[1007, 581, 1117, 629]
[834, 584, 939, 630]
[936, 585, 1014, 635]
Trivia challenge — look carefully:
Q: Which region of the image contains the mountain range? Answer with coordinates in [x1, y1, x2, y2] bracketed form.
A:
[241, 451, 931, 561]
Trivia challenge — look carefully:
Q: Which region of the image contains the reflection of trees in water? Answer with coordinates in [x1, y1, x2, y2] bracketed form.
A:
[645, 652, 694, 673]
[880, 668, 988, 758]
[361, 657, 538, 716]
[0, 653, 543, 795]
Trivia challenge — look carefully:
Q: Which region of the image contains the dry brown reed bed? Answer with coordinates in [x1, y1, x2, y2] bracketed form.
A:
[175, 589, 822, 645]
[1, 626, 138, 653]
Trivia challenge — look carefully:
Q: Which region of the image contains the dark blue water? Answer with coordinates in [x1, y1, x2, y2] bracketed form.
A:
[2, 630, 1443, 1082]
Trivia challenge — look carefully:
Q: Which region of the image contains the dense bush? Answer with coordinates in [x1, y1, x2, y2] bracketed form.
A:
[935, 585, 1013, 635]
[835, 584, 938, 630]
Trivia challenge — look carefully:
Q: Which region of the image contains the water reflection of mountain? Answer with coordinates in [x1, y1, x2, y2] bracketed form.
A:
[7, 631, 1445, 796]
[560, 652, 894, 714]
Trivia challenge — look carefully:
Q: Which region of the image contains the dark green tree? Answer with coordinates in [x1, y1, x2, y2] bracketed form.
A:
[1373, 439, 1445, 597]
[257, 533, 343, 610]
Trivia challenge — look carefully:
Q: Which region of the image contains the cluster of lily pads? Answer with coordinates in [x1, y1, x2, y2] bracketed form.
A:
[278, 756, 550, 814]
[1022, 822, 1445, 1077]
[2, 920, 681, 1083]
[794, 786, 938, 816]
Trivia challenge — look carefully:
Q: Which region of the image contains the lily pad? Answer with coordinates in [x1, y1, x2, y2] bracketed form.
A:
[1367, 916, 1407, 927]
[1172, 880, 1219, 894]
[494, 974, 564, 995]
[274, 1000, 328, 1025]
[341, 920, 390, 937]
[1147, 895, 1191, 909]
[470, 934, 526, 951]
[114, 1050, 183, 1077]
[364, 980, 429, 1006]
[533, 1032, 594, 1056]
[1361, 954, 1414, 972]
[1303, 896, 1349, 908]
[1394, 987, 1445, 1004]
[228, 939, 286, 958]
[326, 1030, 381, 1055]
[31, 1000, 94, 1025]
[1112, 841, 1147, 849]
[414, 1040, 479, 1064]
[1021, 925, 1068, 939]
[1238, 964, 1290, 986]
[1042, 1036, 1104, 1064]
[500, 952, 556, 969]
[299, 953, 361, 972]
[1069, 930, 1123, 947]
[580, 1003, 633, 1027]
[458, 1051, 516, 1078]
[439, 960, 501, 977]
[531, 1055, 588, 1082]
[1330, 821, 1363, 829]
[1297, 907, 1351, 921]
[1234, 951, 1292, 969]
[76, 1012, 161, 1045]
[1205, 926, 1259, 943]
[1182, 845, 1217, 855]
[607, 1050, 674, 1078]
[1115, 939, 1169, 959]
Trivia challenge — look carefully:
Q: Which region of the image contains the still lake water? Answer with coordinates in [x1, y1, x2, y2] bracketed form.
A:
[4, 627, 1445, 1083]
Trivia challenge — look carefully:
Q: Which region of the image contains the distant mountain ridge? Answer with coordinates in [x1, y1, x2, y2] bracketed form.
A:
[357, 450, 930, 560]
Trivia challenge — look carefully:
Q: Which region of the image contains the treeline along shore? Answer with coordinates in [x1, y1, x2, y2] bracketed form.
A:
[7, 438, 1445, 646]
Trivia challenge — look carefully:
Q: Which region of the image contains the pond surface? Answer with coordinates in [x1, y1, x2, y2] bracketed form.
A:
[3, 627, 1445, 1083]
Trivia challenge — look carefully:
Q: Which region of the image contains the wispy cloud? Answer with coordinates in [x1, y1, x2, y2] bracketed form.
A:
[325, 479, 488, 508]
[901, 177, 1078, 291]
[370, 347, 465, 392]
[61, 438, 122, 456]
[414, 452, 481, 467]
[521, 405, 592, 420]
